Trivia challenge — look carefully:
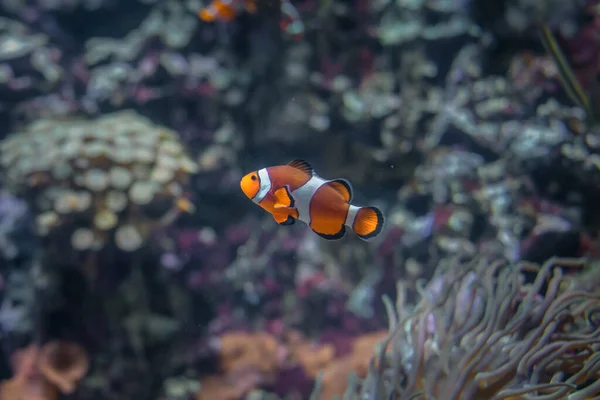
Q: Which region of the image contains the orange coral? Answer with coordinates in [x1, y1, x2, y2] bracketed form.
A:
[0, 345, 57, 400]
[284, 330, 335, 378]
[348, 331, 388, 378]
[196, 371, 264, 400]
[219, 332, 286, 382]
[318, 356, 354, 400]
[197, 332, 288, 400]
[196, 330, 389, 400]
[38, 341, 89, 394]
[0, 341, 89, 400]
[319, 331, 388, 399]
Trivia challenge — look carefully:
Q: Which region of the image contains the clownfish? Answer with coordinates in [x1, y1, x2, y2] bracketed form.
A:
[198, 0, 257, 22]
[198, 0, 304, 40]
[240, 160, 385, 241]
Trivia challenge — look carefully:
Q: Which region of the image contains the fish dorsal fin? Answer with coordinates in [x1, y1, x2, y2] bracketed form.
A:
[273, 185, 295, 209]
[288, 159, 314, 176]
[325, 179, 353, 203]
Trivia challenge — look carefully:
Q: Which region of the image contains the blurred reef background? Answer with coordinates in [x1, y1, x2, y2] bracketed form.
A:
[0, 0, 600, 399]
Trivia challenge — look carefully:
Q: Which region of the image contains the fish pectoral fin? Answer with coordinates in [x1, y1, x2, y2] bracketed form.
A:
[273, 185, 295, 208]
[324, 179, 353, 203]
[272, 211, 296, 226]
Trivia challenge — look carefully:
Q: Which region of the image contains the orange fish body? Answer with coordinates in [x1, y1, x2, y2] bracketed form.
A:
[198, 0, 304, 40]
[198, 0, 256, 22]
[240, 160, 384, 241]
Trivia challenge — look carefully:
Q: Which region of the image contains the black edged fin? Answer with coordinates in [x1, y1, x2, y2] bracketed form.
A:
[288, 159, 315, 176]
[273, 185, 295, 208]
[272, 211, 294, 224]
[325, 179, 353, 203]
[278, 215, 296, 226]
[353, 206, 385, 241]
[312, 225, 346, 240]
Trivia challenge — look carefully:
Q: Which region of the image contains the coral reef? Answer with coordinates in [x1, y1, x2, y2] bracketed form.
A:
[0, 110, 198, 276]
[195, 329, 388, 399]
[0, 341, 89, 400]
[0, 0, 599, 398]
[310, 257, 600, 399]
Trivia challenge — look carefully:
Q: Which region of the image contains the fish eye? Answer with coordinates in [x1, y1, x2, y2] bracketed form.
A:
[251, 175, 257, 181]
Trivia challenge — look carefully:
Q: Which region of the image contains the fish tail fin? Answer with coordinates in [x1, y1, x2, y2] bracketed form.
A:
[352, 206, 384, 241]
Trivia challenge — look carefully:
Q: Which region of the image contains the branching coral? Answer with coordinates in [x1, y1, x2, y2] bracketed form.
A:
[0, 341, 89, 400]
[196, 329, 390, 400]
[311, 257, 600, 399]
[0, 110, 198, 275]
[196, 332, 287, 400]
[285, 330, 336, 378]
[37, 341, 89, 394]
[317, 331, 388, 399]
[218, 332, 285, 383]
[0, 17, 63, 100]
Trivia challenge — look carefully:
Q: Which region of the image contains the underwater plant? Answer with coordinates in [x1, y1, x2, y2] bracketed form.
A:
[310, 256, 600, 399]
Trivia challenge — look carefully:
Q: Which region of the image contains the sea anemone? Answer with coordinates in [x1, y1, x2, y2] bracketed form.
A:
[312, 256, 600, 399]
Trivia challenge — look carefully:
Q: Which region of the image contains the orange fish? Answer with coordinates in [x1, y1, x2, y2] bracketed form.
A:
[198, 0, 257, 22]
[198, 0, 304, 39]
[240, 160, 385, 241]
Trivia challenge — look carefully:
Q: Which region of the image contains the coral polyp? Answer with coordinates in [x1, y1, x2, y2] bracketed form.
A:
[0, 110, 198, 258]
